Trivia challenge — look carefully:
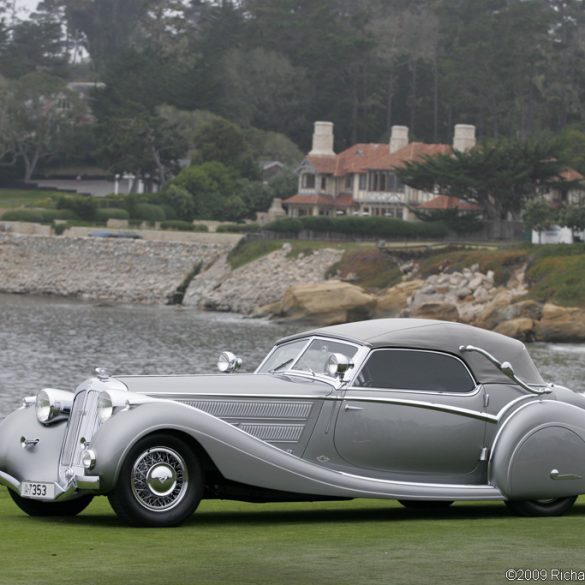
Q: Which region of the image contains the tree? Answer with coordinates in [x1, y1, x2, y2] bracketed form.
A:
[192, 119, 259, 180]
[0, 72, 85, 180]
[398, 138, 572, 236]
[95, 108, 187, 185]
[171, 161, 241, 220]
[559, 202, 585, 241]
[219, 48, 310, 137]
[523, 197, 554, 244]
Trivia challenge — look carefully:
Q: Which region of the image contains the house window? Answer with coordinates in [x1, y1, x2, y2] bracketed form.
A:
[368, 172, 405, 193]
[302, 174, 315, 189]
[345, 175, 353, 190]
[321, 177, 327, 191]
[359, 174, 367, 190]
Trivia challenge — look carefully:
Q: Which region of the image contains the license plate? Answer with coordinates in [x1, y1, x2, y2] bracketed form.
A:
[20, 482, 55, 500]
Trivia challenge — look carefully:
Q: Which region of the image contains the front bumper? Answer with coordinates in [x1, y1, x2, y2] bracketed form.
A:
[0, 469, 100, 501]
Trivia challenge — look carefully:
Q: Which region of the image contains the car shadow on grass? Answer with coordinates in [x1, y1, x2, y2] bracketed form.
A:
[42, 500, 585, 528]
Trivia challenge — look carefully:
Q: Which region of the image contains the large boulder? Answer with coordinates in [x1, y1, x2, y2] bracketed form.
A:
[271, 280, 376, 325]
[534, 303, 585, 342]
[494, 318, 536, 341]
[408, 301, 460, 322]
[474, 296, 542, 330]
[374, 279, 424, 317]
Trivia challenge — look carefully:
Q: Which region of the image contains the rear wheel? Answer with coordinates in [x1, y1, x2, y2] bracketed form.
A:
[398, 500, 454, 510]
[8, 490, 93, 517]
[505, 496, 577, 517]
[108, 433, 204, 527]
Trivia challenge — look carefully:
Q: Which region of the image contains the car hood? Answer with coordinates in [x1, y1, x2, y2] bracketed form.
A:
[115, 372, 334, 398]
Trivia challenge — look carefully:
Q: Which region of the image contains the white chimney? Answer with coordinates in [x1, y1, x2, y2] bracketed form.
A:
[309, 121, 335, 156]
[453, 124, 476, 152]
[389, 126, 409, 153]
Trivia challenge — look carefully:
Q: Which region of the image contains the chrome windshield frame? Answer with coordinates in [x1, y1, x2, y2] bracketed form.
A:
[255, 336, 368, 386]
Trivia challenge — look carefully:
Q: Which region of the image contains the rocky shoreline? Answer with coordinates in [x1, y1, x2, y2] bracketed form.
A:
[1, 234, 584, 342]
[0, 233, 230, 304]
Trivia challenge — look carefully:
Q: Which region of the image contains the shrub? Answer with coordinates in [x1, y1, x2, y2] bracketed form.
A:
[2, 209, 45, 222]
[160, 220, 194, 231]
[192, 223, 209, 232]
[263, 218, 303, 233]
[216, 223, 261, 233]
[263, 216, 450, 238]
[53, 222, 68, 235]
[131, 203, 166, 222]
[56, 195, 98, 221]
[96, 208, 130, 221]
[1, 208, 78, 222]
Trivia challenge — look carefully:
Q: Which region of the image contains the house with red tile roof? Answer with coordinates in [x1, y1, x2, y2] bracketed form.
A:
[283, 122, 477, 221]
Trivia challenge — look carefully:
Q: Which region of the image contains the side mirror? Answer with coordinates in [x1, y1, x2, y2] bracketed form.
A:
[325, 353, 353, 378]
[217, 352, 242, 373]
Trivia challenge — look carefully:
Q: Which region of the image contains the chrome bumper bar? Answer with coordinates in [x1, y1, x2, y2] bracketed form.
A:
[0, 470, 100, 499]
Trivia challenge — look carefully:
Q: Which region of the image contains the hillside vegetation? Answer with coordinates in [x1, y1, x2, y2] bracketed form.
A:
[229, 239, 585, 308]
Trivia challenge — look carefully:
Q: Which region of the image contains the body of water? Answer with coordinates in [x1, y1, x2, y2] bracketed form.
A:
[1, 293, 584, 416]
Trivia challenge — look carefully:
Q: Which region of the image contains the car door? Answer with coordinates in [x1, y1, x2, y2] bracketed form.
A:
[333, 348, 488, 481]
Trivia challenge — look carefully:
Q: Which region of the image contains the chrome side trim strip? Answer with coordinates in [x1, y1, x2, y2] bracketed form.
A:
[341, 396, 498, 423]
[146, 392, 503, 423]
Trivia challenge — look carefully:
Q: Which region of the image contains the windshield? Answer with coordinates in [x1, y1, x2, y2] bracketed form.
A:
[257, 337, 360, 376]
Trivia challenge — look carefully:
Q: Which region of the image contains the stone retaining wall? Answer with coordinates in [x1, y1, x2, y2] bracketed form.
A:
[0, 234, 231, 304]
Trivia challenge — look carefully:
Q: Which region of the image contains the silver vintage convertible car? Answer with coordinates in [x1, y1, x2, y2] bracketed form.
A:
[1, 318, 585, 526]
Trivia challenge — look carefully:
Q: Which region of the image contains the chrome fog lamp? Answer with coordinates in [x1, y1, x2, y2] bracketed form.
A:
[97, 391, 114, 423]
[217, 352, 242, 373]
[35, 389, 74, 424]
[325, 353, 352, 378]
[81, 449, 96, 471]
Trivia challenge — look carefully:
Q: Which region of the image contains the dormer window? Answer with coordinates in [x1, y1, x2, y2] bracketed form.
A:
[302, 173, 316, 189]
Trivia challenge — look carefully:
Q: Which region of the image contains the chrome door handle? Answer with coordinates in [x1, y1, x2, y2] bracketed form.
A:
[344, 405, 363, 411]
[550, 469, 583, 481]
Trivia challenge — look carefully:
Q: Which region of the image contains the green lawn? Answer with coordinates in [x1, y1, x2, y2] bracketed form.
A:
[0, 189, 61, 209]
[1, 488, 584, 585]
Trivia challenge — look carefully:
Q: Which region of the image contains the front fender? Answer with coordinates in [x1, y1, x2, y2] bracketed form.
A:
[490, 400, 585, 499]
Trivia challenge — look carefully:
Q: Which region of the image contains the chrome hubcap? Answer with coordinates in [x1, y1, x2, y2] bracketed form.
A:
[131, 447, 189, 512]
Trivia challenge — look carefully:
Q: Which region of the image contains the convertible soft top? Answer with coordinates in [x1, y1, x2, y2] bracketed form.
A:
[280, 318, 544, 385]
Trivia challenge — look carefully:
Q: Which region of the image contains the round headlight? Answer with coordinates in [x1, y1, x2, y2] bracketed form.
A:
[35, 388, 74, 424]
[35, 389, 52, 423]
[325, 353, 352, 378]
[217, 351, 242, 373]
[97, 391, 113, 423]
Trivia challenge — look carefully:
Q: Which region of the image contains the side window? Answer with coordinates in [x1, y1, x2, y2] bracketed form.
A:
[354, 349, 476, 393]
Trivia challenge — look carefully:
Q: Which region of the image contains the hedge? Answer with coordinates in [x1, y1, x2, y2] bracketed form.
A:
[264, 216, 449, 238]
[96, 208, 130, 221]
[160, 220, 209, 232]
[1, 208, 78, 223]
[131, 203, 167, 222]
[216, 223, 261, 233]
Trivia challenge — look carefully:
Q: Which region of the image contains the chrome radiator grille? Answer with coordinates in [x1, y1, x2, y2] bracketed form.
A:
[59, 390, 100, 470]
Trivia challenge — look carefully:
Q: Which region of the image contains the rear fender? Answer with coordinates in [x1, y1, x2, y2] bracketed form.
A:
[490, 400, 585, 499]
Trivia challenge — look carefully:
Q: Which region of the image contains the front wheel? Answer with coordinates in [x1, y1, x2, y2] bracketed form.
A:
[8, 490, 93, 517]
[107, 433, 204, 527]
[505, 496, 577, 517]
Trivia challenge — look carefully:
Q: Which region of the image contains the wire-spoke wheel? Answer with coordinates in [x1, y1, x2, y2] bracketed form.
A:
[108, 433, 203, 527]
[505, 496, 577, 517]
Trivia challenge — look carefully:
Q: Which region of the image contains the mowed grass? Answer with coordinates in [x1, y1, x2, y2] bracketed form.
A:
[1, 489, 585, 585]
[0, 189, 61, 209]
